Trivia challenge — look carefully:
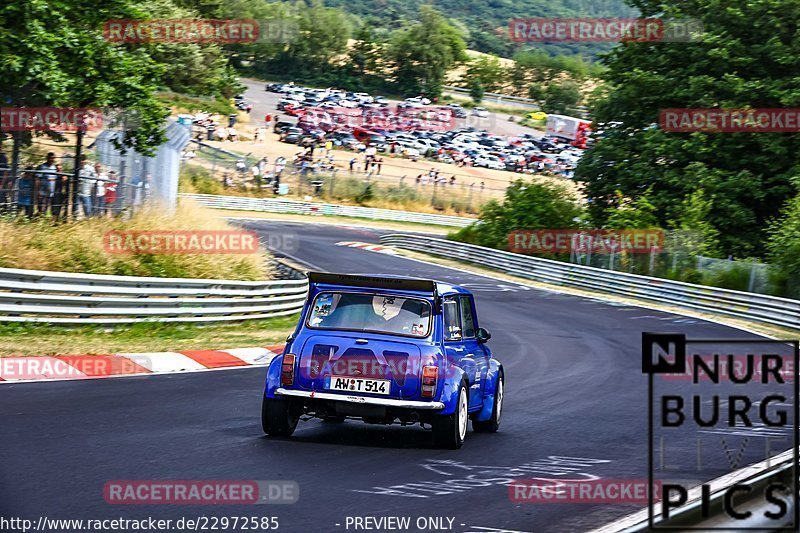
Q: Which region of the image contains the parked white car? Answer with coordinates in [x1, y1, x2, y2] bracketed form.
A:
[474, 154, 505, 170]
[472, 107, 490, 118]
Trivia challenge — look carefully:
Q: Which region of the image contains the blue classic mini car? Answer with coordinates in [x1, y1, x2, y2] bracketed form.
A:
[261, 272, 504, 448]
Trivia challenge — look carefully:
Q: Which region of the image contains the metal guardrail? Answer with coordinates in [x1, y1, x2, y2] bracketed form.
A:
[379, 234, 800, 331]
[442, 85, 590, 118]
[181, 193, 475, 228]
[0, 267, 308, 324]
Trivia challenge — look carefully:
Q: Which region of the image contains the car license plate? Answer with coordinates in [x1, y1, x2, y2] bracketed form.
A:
[329, 375, 390, 395]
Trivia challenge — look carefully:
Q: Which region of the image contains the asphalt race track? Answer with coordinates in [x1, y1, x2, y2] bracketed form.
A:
[0, 220, 791, 533]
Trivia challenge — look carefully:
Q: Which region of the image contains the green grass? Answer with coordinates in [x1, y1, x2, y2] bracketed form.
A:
[0, 315, 299, 356]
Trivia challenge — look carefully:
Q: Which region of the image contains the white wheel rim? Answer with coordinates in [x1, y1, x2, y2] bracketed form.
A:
[458, 388, 468, 441]
[495, 378, 503, 422]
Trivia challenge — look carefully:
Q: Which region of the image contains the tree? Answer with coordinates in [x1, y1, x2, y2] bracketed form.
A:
[388, 6, 467, 97]
[0, 0, 169, 154]
[575, 0, 800, 258]
[669, 189, 721, 257]
[604, 190, 660, 229]
[766, 194, 800, 298]
[137, 0, 237, 97]
[463, 55, 504, 93]
[469, 80, 484, 103]
[247, 1, 350, 78]
[348, 25, 384, 78]
[542, 81, 582, 114]
[450, 179, 585, 249]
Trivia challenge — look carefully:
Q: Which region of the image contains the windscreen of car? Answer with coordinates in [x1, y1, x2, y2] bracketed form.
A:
[307, 292, 432, 337]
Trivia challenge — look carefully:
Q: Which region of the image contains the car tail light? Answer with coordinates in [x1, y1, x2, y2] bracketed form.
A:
[281, 354, 296, 386]
[421, 365, 438, 398]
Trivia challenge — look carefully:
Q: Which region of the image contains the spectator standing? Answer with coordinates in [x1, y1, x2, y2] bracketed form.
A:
[235, 159, 247, 175]
[0, 148, 10, 211]
[51, 164, 69, 221]
[349, 157, 356, 174]
[105, 171, 118, 216]
[251, 163, 262, 190]
[272, 172, 281, 195]
[94, 163, 107, 215]
[215, 126, 226, 142]
[36, 152, 58, 216]
[78, 157, 96, 218]
[16, 167, 36, 218]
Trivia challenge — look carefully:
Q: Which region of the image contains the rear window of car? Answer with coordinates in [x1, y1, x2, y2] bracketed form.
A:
[307, 292, 432, 338]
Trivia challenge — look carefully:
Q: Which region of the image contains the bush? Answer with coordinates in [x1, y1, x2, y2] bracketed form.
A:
[766, 194, 800, 298]
[702, 265, 752, 291]
[181, 166, 226, 195]
[449, 179, 585, 249]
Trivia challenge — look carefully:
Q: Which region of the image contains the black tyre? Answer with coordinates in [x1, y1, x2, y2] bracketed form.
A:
[261, 397, 299, 437]
[432, 382, 469, 449]
[473, 372, 503, 433]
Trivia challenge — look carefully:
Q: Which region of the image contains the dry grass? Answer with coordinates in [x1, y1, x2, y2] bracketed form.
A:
[0, 201, 272, 280]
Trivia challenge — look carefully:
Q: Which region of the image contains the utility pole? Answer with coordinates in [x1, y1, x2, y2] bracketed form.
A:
[71, 117, 87, 219]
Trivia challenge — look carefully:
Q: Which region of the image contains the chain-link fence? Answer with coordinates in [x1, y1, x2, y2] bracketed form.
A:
[566, 231, 777, 295]
[0, 120, 189, 220]
[0, 155, 146, 220]
[182, 139, 534, 215]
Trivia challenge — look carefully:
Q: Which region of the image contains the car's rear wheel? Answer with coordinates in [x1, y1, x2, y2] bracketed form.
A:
[433, 382, 468, 449]
[473, 372, 503, 433]
[261, 397, 299, 437]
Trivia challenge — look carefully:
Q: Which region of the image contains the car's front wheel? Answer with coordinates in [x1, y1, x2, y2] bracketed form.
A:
[261, 397, 299, 437]
[473, 371, 503, 433]
[433, 382, 468, 449]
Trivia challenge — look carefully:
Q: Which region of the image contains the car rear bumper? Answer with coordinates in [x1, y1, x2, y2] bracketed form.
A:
[275, 388, 444, 410]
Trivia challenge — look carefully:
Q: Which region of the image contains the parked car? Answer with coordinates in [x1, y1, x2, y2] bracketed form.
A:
[328, 132, 364, 150]
[261, 273, 504, 448]
[472, 107, 490, 118]
[283, 104, 306, 117]
[474, 154, 505, 170]
[273, 121, 294, 134]
[276, 99, 295, 111]
[281, 127, 304, 144]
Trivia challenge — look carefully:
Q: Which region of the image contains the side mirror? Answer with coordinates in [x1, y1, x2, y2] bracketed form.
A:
[476, 328, 491, 343]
